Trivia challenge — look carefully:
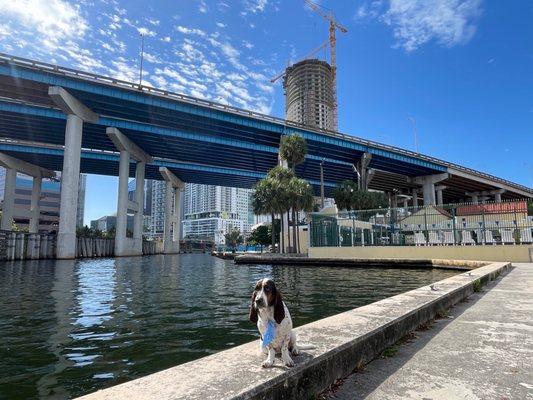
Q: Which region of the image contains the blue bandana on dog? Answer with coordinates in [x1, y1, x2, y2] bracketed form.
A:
[262, 320, 276, 348]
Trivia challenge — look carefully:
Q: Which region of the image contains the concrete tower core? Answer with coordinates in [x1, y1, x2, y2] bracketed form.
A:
[283, 59, 336, 131]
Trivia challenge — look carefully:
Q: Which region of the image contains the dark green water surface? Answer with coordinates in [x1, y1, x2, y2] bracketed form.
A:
[0, 254, 458, 399]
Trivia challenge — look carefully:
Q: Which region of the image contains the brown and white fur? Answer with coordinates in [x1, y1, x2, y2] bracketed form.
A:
[249, 278, 305, 368]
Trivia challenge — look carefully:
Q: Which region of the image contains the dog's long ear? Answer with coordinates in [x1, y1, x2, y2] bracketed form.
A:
[273, 290, 285, 324]
[249, 291, 258, 324]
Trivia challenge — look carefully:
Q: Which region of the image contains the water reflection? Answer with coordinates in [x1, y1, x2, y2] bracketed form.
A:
[0, 254, 458, 399]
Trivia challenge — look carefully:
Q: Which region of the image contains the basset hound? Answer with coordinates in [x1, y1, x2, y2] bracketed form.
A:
[249, 278, 310, 368]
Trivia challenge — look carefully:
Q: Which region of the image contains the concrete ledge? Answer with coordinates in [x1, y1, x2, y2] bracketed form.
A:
[235, 255, 487, 270]
[77, 262, 510, 400]
[308, 245, 533, 262]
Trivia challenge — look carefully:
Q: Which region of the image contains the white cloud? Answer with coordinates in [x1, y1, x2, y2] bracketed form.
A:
[379, 0, 482, 52]
[218, 2, 230, 10]
[199, 0, 209, 13]
[137, 27, 156, 37]
[143, 52, 163, 64]
[0, 0, 87, 45]
[355, 1, 382, 20]
[220, 42, 240, 59]
[0, 0, 276, 115]
[102, 42, 115, 52]
[256, 82, 274, 94]
[242, 40, 254, 49]
[244, 0, 268, 14]
[111, 57, 142, 82]
[175, 25, 207, 37]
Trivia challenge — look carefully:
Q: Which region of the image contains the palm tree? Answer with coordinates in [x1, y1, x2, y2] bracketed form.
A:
[279, 134, 308, 252]
[224, 228, 243, 253]
[332, 180, 389, 211]
[288, 177, 315, 253]
[332, 180, 358, 211]
[267, 166, 295, 253]
[252, 178, 277, 252]
[279, 134, 308, 172]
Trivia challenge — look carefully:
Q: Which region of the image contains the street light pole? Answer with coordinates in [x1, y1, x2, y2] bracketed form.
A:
[139, 33, 145, 86]
[408, 116, 419, 153]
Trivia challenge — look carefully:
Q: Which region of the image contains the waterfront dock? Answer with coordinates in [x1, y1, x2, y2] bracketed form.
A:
[324, 263, 533, 400]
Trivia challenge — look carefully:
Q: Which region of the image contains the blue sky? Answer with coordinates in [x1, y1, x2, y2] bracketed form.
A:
[0, 0, 532, 225]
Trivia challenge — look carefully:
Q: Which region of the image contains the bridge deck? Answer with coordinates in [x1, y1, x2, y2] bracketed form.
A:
[0, 53, 531, 200]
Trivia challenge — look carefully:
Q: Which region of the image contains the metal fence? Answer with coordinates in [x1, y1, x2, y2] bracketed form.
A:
[310, 200, 533, 247]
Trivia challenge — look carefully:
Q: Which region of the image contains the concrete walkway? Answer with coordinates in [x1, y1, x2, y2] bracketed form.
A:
[324, 263, 533, 400]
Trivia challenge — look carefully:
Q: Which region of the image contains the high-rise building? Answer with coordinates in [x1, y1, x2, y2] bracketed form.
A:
[150, 179, 167, 237]
[0, 169, 61, 232]
[182, 183, 254, 245]
[283, 59, 335, 131]
[76, 174, 87, 228]
[127, 178, 154, 235]
[90, 215, 116, 232]
[90, 214, 134, 233]
[138, 179, 254, 243]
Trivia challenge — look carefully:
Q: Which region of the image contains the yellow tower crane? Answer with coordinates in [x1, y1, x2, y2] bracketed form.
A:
[270, 40, 329, 83]
[304, 0, 347, 131]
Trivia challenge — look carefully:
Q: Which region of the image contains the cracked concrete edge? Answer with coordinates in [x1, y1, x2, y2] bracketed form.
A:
[76, 261, 511, 400]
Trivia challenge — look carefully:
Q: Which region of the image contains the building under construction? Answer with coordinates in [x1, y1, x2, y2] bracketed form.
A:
[283, 59, 336, 131]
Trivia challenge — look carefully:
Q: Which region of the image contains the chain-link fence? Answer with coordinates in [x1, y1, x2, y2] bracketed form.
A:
[310, 200, 533, 247]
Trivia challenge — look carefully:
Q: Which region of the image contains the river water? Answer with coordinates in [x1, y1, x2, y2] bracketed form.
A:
[0, 254, 458, 399]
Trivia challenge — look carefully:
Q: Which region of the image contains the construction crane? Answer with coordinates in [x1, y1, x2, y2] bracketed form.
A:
[304, 0, 347, 130]
[270, 41, 328, 83]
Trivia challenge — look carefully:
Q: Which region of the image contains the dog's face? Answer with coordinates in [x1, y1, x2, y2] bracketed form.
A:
[249, 278, 285, 324]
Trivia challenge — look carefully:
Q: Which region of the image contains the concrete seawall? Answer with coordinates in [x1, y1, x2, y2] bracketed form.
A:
[77, 261, 510, 400]
[308, 244, 533, 262]
[235, 254, 489, 270]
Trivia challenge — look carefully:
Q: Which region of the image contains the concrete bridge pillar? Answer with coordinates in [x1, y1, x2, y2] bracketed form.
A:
[465, 189, 505, 204]
[116, 149, 131, 255]
[0, 152, 55, 233]
[29, 177, 42, 233]
[49, 86, 98, 258]
[412, 189, 419, 208]
[107, 127, 153, 257]
[411, 173, 449, 206]
[134, 161, 146, 243]
[159, 167, 184, 254]
[423, 180, 436, 206]
[435, 185, 446, 206]
[355, 152, 375, 191]
[0, 167, 16, 231]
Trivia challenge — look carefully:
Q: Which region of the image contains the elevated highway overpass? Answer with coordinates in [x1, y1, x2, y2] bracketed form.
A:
[0, 53, 531, 258]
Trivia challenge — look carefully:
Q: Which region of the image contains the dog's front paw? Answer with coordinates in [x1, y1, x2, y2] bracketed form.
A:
[284, 359, 295, 368]
[262, 360, 274, 368]
[291, 348, 299, 356]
